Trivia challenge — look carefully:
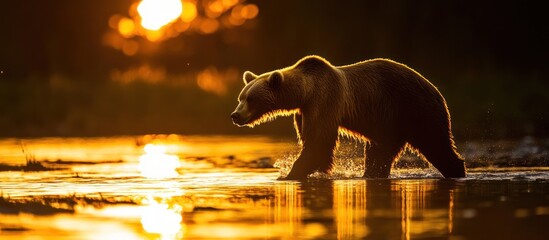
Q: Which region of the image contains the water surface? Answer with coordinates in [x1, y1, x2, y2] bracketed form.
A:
[0, 136, 548, 239]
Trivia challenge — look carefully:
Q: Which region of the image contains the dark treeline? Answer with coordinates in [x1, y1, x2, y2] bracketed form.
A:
[0, 1, 547, 138]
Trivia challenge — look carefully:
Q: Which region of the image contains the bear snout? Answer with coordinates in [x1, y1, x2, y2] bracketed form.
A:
[230, 112, 241, 121]
[231, 111, 247, 126]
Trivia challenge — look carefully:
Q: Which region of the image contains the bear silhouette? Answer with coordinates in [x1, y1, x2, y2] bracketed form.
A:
[231, 56, 466, 179]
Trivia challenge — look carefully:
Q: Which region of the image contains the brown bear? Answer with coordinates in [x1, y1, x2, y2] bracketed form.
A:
[231, 55, 466, 179]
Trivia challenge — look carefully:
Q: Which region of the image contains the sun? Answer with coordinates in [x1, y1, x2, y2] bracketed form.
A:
[137, 0, 183, 31]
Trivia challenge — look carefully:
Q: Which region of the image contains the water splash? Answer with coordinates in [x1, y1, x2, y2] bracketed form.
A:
[273, 141, 444, 180]
[390, 168, 443, 179]
[273, 141, 365, 179]
[273, 154, 296, 178]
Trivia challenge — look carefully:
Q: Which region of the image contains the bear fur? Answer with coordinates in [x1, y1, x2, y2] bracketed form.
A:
[231, 56, 466, 179]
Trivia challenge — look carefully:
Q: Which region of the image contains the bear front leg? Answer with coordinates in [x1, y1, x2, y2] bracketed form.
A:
[284, 116, 339, 180]
[283, 150, 318, 179]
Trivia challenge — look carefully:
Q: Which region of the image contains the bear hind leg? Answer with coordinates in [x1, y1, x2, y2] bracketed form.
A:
[363, 141, 405, 178]
[410, 138, 466, 178]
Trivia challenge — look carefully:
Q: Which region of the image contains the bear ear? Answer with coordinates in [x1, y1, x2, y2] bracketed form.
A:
[243, 71, 258, 85]
[268, 71, 283, 88]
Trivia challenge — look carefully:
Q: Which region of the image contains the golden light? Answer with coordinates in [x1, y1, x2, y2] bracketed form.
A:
[180, 1, 197, 22]
[272, 183, 302, 237]
[195, 67, 239, 95]
[145, 29, 164, 42]
[118, 17, 135, 37]
[138, 144, 181, 178]
[394, 181, 449, 239]
[199, 18, 220, 34]
[137, 0, 183, 31]
[240, 4, 259, 19]
[141, 198, 184, 239]
[334, 180, 369, 239]
[106, 0, 261, 55]
[222, 0, 239, 8]
[207, 1, 224, 18]
[122, 40, 139, 56]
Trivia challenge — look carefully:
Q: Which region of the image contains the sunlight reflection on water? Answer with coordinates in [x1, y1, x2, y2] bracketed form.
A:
[0, 136, 548, 239]
[140, 197, 184, 239]
[138, 144, 180, 179]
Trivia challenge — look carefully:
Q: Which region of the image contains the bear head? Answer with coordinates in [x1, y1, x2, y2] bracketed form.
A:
[231, 56, 332, 127]
[231, 70, 295, 127]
